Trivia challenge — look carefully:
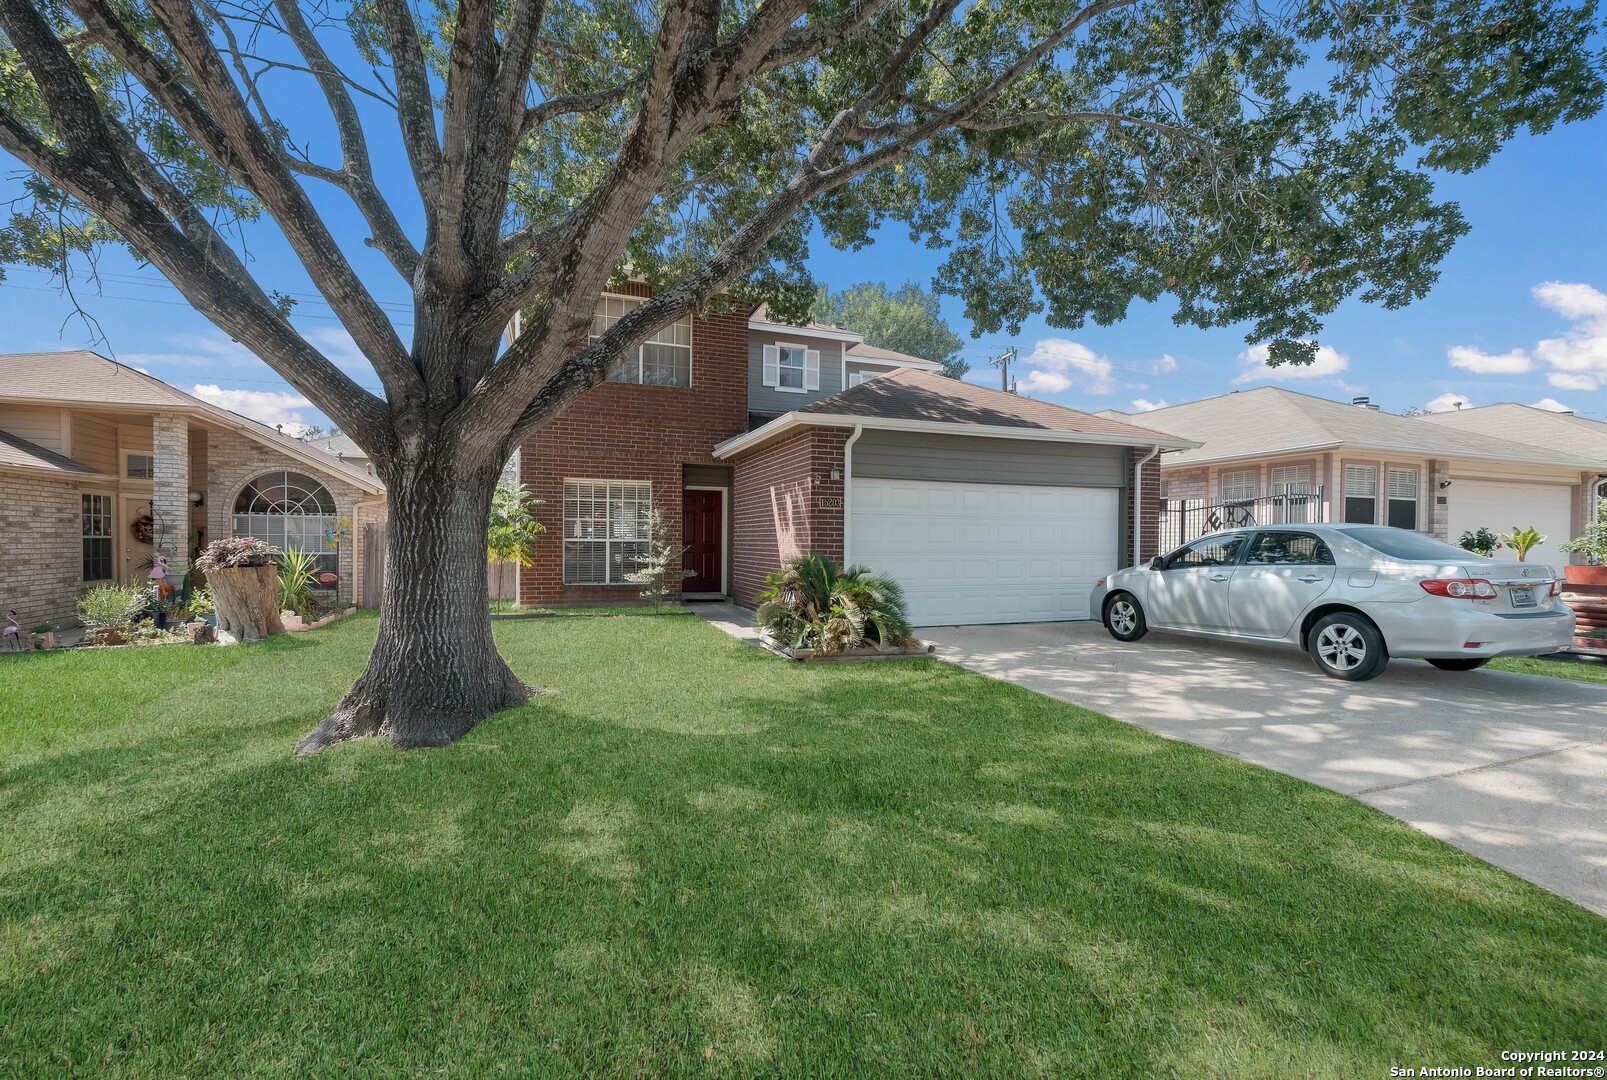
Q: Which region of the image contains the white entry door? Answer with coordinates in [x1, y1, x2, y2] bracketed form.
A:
[850, 478, 1120, 626]
[1446, 480, 1575, 567]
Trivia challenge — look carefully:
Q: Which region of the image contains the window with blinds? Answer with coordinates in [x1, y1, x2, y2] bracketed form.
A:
[1386, 467, 1419, 530]
[591, 296, 693, 387]
[82, 494, 113, 582]
[1343, 465, 1377, 524]
[563, 480, 652, 585]
[1269, 465, 1312, 493]
[1220, 470, 1256, 503]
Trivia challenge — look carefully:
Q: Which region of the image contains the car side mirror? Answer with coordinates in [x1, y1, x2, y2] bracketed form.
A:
[1148, 556, 1165, 571]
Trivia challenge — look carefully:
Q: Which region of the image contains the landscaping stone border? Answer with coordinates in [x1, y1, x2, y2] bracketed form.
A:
[757, 633, 935, 663]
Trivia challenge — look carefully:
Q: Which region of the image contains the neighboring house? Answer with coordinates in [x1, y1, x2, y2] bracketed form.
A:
[1099, 388, 1606, 565]
[304, 433, 375, 476]
[516, 287, 1193, 625]
[1418, 403, 1607, 526]
[0, 351, 386, 630]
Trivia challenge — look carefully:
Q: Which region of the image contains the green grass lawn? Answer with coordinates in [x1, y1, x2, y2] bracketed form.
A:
[1490, 654, 1607, 683]
[2, 615, 1602, 1077]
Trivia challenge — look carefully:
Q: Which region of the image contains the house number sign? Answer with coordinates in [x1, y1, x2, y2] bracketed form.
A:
[819, 497, 843, 509]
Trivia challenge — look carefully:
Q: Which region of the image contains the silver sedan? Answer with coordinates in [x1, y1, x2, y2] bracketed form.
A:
[1092, 524, 1575, 681]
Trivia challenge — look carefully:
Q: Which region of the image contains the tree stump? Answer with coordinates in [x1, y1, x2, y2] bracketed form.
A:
[209, 565, 284, 643]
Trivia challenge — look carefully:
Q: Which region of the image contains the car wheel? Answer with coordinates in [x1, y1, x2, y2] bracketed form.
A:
[1308, 612, 1388, 681]
[1426, 658, 1490, 671]
[1103, 593, 1148, 642]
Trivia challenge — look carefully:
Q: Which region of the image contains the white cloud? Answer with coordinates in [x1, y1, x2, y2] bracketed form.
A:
[1424, 392, 1473, 413]
[1531, 397, 1575, 413]
[1547, 371, 1600, 392]
[122, 332, 261, 370]
[1234, 342, 1350, 384]
[1151, 354, 1178, 374]
[1016, 338, 1117, 395]
[1447, 345, 1532, 375]
[1130, 398, 1168, 412]
[191, 384, 315, 435]
[1533, 281, 1607, 322]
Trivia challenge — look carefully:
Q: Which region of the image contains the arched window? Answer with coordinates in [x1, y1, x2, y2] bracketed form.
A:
[233, 471, 339, 576]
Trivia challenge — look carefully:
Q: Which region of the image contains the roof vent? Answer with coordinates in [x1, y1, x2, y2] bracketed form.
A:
[1351, 396, 1370, 407]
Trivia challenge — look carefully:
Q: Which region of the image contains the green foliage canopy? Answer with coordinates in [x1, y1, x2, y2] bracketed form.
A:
[812, 281, 968, 377]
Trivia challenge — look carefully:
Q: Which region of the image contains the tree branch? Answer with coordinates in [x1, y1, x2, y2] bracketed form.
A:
[374, 0, 444, 210]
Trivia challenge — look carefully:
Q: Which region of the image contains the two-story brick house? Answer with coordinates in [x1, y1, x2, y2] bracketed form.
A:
[516, 291, 1194, 626]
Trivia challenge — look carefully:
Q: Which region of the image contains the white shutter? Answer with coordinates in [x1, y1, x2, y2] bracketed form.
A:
[1387, 467, 1418, 501]
[762, 344, 780, 388]
[803, 349, 821, 391]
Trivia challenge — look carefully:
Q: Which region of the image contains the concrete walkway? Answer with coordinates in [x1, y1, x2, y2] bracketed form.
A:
[923, 621, 1607, 917]
[689, 601, 764, 646]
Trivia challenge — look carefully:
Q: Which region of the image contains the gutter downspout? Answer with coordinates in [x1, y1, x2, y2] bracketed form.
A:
[842, 425, 864, 564]
[1133, 444, 1163, 567]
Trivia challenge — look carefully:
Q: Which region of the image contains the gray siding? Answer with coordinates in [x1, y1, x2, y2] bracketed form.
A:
[844, 358, 902, 385]
[853, 429, 1127, 488]
[747, 331, 846, 414]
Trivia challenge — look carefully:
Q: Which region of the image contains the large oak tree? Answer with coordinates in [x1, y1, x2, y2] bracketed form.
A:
[0, 0, 1600, 753]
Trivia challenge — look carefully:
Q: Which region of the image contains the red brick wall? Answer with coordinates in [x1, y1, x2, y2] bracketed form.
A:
[1128, 450, 1163, 566]
[730, 428, 846, 608]
[517, 297, 751, 607]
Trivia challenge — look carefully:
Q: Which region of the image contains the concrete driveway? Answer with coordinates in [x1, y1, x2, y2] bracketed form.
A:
[924, 621, 1607, 917]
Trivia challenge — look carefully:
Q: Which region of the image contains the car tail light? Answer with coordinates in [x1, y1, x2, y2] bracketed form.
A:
[1420, 578, 1499, 599]
[1549, 579, 1560, 597]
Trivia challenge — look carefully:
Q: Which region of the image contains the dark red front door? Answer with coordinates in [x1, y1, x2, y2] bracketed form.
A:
[682, 489, 723, 594]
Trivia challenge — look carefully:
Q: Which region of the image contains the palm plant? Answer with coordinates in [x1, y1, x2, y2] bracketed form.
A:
[756, 554, 912, 653]
[1497, 526, 1547, 562]
[276, 549, 321, 617]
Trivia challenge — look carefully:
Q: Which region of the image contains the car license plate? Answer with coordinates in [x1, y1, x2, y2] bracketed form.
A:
[1510, 586, 1536, 608]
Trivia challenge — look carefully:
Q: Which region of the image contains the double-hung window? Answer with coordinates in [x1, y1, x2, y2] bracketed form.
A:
[82, 494, 113, 582]
[762, 343, 820, 393]
[1269, 465, 1313, 523]
[124, 452, 154, 480]
[563, 480, 652, 585]
[1387, 467, 1419, 530]
[1220, 470, 1256, 504]
[1344, 465, 1378, 524]
[591, 296, 693, 387]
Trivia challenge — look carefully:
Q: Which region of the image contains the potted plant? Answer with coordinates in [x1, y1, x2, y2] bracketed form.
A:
[1559, 499, 1607, 585]
[30, 623, 54, 650]
[1458, 528, 1497, 557]
[76, 585, 150, 646]
[194, 537, 284, 642]
[1495, 526, 1546, 563]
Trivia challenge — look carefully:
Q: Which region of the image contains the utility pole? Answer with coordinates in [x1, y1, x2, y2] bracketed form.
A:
[987, 347, 1017, 393]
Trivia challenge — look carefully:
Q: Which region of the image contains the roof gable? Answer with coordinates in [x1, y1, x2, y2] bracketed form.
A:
[0, 427, 104, 478]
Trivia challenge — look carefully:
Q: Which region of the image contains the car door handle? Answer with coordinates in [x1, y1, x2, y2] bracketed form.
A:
[1209, 574, 1230, 582]
[1298, 575, 1324, 583]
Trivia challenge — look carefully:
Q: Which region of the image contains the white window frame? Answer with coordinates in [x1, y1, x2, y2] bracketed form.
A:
[82, 492, 114, 582]
[1220, 469, 1257, 503]
[845, 369, 881, 388]
[1386, 467, 1419, 530]
[1343, 464, 1379, 525]
[762, 342, 819, 393]
[1269, 465, 1312, 493]
[123, 451, 155, 480]
[562, 479, 653, 585]
[590, 294, 693, 388]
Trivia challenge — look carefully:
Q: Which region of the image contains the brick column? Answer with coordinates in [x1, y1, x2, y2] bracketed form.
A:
[1428, 459, 1450, 541]
[152, 413, 191, 575]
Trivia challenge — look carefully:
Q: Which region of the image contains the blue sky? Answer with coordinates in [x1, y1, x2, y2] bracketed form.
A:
[1, 98, 1604, 431]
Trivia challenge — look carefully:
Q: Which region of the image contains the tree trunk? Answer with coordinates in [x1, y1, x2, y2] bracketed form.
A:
[295, 456, 531, 755]
[210, 565, 285, 643]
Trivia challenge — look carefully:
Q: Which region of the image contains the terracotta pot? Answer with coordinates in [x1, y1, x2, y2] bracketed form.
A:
[89, 627, 125, 647]
[1563, 564, 1607, 586]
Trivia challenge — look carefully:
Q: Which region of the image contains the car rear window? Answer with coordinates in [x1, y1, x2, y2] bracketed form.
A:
[1342, 528, 1489, 562]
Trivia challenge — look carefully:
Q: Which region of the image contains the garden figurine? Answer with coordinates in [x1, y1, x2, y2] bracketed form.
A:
[1, 609, 20, 652]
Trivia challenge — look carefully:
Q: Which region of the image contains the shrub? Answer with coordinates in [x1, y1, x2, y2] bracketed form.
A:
[1559, 498, 1607, 564]
[276, 549, 320, 617]
[756, 554, 913, 653]
[487, 482, 545, 567]
[194, 536, 278, 572]
[77, 585, 149, 632]
[623, 509, 694, 613]
[1458, 527, 1497, 557]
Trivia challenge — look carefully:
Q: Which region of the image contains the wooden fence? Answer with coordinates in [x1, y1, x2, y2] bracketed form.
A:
[361, 523, 517, 607]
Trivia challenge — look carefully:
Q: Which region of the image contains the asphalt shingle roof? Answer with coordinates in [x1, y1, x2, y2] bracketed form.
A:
[1418, 403, 1607, 463]
[800, 368, 1189, 443]
[0, 428, 103, 477]
[1098, 386, 1603, 469]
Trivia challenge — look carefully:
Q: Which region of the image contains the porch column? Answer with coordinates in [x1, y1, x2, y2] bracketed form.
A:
[152, 413, 191, 576]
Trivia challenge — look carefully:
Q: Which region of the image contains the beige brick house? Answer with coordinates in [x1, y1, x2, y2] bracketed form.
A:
[0, 351, 385, 630]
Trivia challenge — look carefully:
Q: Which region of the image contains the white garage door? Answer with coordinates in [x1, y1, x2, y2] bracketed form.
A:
[850, 478, 1119, 626]
[1447, 480, 1574, 566]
